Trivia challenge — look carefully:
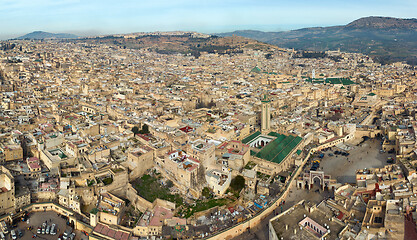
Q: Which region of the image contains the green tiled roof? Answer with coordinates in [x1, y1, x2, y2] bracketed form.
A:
[305, 77, 355, 85]
[296, 149, 302, 155]
[267, 132, 281, 137]
[90, 208, 99, 214]
[242, 131, 261, 144]
[250, 66, 261, 73]
[255, 133, 302, 164]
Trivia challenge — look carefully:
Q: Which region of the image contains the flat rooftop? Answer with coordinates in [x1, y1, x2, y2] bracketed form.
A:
[271, 201, 344, 240]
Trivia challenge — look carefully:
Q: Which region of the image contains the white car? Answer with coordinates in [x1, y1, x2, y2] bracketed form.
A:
[51, 224, 57, 235]
[10, 230, 16, 240]
[63, 230, 70, 240]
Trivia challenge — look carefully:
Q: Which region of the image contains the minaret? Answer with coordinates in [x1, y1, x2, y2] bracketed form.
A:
[261, 94, 271, 133]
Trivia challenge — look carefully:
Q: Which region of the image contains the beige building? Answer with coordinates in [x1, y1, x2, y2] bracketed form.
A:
[187, 139, 215, 167]
[157, 150, 201, 196]
[39, 147, 75, 170]
[96, 192, 125, 225]
[2, 144, 23, 161]
[125, 146, 154, 180]
[15, 186, 30, 210]
[0, 166, 15, 214]
[205, 168, 231, 195]
[216, 140, 250, 172]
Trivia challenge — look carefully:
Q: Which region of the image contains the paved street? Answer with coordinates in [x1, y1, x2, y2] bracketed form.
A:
[320, 138, 394, 183]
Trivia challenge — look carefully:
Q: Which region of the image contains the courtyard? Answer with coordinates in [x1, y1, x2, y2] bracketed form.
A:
[319, 138, 395, 184]
[15, 211, 87, 240]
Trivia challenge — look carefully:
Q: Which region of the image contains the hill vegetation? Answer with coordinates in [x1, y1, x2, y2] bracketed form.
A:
[16, 31, 78, 40]
[72, 33, 276, 58]
[217, 17, 417, 65]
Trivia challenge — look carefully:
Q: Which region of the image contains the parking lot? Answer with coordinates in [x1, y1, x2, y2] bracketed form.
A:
[14, 211, 87, 240]
[319, 138, 395, 184]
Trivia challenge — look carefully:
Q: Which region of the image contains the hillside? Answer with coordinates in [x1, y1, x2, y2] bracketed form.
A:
[71, 32, 276, 57]
[217, 17, 417, 65]
[16, 31, 78, 40]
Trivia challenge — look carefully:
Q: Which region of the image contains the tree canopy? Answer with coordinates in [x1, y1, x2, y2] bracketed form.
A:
[230, 175, 245, 192]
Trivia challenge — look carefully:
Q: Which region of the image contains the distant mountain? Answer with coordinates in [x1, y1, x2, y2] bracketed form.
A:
[345, 16, 417, 30]
[73, 33, 274, 58]
[216, 17, 417, 65]
[16, 31, 78, 40]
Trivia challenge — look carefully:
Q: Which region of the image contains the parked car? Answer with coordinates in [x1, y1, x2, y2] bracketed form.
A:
[37, 227, 41, 234]
[16, 229, 23, 238]
[10, 230, 16, 240]
[69, 232, 75, 240]
[51, 224, 56, 235]
[63, 230, 71, 240]
[328, 153, 334, 156]
[46, 225, 50, 234]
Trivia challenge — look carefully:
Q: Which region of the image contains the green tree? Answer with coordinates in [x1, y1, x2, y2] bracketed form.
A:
[139, 124, 150, 134]
[166, 180, 174, 188]
[202, 187, 211, 199]
[230, 175, 245, 192]
[132, 126, 140, 135]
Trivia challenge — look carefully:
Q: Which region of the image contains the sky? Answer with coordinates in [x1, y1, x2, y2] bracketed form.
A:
[0, 0, 416, 39]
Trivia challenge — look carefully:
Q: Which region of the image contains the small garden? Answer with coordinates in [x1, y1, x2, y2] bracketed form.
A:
[176, 198, 231, 218]
[96, 176, 114, 186]
[244, 161, 256, 170]
[132, 173, 183, 206]
[257, 171, 271, 181]
[133, 171, 237, 219]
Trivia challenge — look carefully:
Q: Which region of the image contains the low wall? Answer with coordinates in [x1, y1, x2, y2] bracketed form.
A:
[153, 198, 175, 210]
[125, 184, 153, 212]
[23, 202, 73, 217]
[76, 220, 94, 234]
[355, 129, 382, 139]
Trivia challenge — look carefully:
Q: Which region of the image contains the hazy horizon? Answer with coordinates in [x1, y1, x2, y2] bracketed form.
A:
[1, 0, 416, 40]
